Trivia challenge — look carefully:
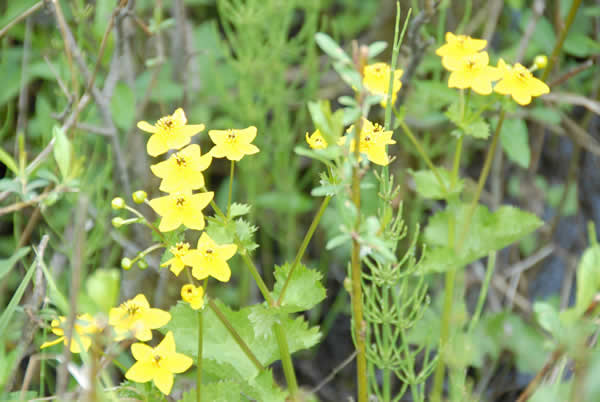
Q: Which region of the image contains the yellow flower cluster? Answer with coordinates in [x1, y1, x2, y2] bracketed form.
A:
[436, 32, 549, 105]
[362, 62, 403, 107]
[306, 119, 396, 166]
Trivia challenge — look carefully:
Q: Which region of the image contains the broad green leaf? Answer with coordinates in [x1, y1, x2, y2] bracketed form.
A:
[575, 244, 600, 316]
[85, 268, 120, 314]
[52, 125, 71, 179]
[464, 119, 490, 139]
[110, 83, 136, 130]
[333, 61, 363, 90]
[410, 168, 464, 200]
[0, 147, 18, 175]
[315, 33, 351, 63]
[182, 381, 243, 402]
[271, 263, 326, 313]
[367, 41, 388, 58]
[421, 204, 543, 273]
[500, 118, 530, 168]
[0, 247, 30, 280]
[445, 102, 490, 139]
[248, 304, 280, 338]
[530, 106, 561, 126]
[534, 302, 562, 338]
[164, 301, 320, 379]
[564, 33, 600, 57]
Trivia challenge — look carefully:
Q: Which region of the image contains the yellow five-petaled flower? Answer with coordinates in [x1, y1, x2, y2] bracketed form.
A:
[305, 129, 328, 150]
[493, 59, 550, 105]
[339, 118, 396, 166]
[40, 313, 100, 353]
[181, 284, 205, 310]
[137, 108, 205, 157]
[150, 144, 212, 193]
[208, 126, 260, 161]
[108, 294, 171, 341]
[149, 191, 214, 232]
[125, 331, 193, 395]
[436, 32, 487, 69]
[161, 242, 191, 276]
[362, 62, 403, 107]
[445, 51, 502, 95]
[182, 232, 237, 282]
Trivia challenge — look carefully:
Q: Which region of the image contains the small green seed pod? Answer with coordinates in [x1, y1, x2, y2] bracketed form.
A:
[112, 217, 125, 228]
[111, 197, 125, 210]
[121, 257, 133, 270]
[137, 258, 149, 270]
[132, 190, 148, 204]
[534, 55, 548, 70]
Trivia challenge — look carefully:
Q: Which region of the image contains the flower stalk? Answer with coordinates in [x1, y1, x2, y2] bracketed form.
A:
[196, 308, 203, 402]
[227, 160, 235, 217]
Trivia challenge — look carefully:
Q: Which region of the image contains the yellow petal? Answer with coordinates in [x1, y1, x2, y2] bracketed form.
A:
[125, 361, 155, 383]
[208, 144, 227, 159]
[493, 79, 512, 95]
[149, 158, 172, 179]
[528, 78, 550, 96]
[147, 134, 169, 157]
[132, 294, 150, 309]
[69, 335, 92, 353]
[239, 143, 260, 156]
[237, 126, 257, 143]
[208, 130, 228, 145]
[158, 214, 182, 232]
[168, 258, 186, 276]
[208, 258, 231, 282]
[512, 89, 532, 106]
[137, 121, 157, 133]
[153, 369, 174, 395]
[191, 265, 209, 280]
[217, 244, 237, 261]
[448, 71, 471, 89]
[131, 342, 154, 361]
[191, 191, 214, 211]
[40, 337, 64, 349]
[197, 232, 214, 249]
[174, 124, 205, 138]
[142, 309, 171, 329]
[156, 331, 176, 355]
[172, 108, 187, 126]
[471, 76, 493, 95]
[162, 353, 193, 374]
[149, 195, 173, 216]
[367, 146, 390, 166]
[135, 328, 153, 342]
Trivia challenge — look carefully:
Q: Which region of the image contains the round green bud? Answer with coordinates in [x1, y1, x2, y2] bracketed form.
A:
[137, 258, 149, 270]
[534, 55, 548, 70]
[112, 217, 125, 228]
[343, 277, 352, 293]
[111, 197, 125, 210]
[121, 257, 132, 270]
[132, 190, 148, 204]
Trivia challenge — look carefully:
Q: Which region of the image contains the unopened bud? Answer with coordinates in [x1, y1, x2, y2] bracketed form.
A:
[121, 257, 132, 270]
[112, 217, 125, 228]
[132, 190, 147, 204]
[111, 197, 125, 210]
[137, 259, 149, 270]
[344, 277, 352, 293]
[534, 55, 548, 70]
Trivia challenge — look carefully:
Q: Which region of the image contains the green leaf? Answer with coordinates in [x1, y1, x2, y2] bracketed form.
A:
[410, 168, 464, 200]
[85, 268, 120, 314]
[110, 83, 136, 130]
[0, 247, 30, 281]
[271, 263, 326, 313]
[500, 118, 530, 168]
[534, 302, 562, 338]
[333, 61, 363, 90]
[421, 204, 543, 273]
[182, 381, 243, 402]
[314, 33, 351, 63]
[256, 191, 314, 214]
[229, 203, 251, 218]
[164, 301, 320, 378]
[574, 244, 600, 316]
[0, 256, 36, 336]
[464, 119, 490, 139]
[0, 147, 18, 175]
[307, 100, 344, 146]
[248, 304, 280, 338]
[445, 102, 490, 139]
[368, 41, 388, 58]
[52, 125, 72, 179]
[564, 33, 600, 57]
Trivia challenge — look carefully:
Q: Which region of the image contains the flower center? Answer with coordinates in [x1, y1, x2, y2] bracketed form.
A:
[157, 117, 176, 132]
[153, 354, 162, 367]
[202, 248, 214, 259]
[175, 154, 187, 167]
[123, 301, 141, 317]
[171, 242, 189, 257]
[226, 130, 237, 143]
[175, 197, 186, 207]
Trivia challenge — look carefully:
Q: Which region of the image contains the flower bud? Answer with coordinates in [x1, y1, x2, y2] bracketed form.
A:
[534, 55, 548, 70]
[343, 277, 352, 293]
[121, 257, 132, 270]
[112, 217, 125, 228]
[111, 197, 125, 210]
[137, 258, 149, 270]
[132, 190, 148, 204]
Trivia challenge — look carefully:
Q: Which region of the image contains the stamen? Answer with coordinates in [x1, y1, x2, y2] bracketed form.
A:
[176, 197, 185, 207]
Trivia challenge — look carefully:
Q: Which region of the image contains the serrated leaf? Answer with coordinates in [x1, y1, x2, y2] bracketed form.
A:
[500, 118, 530, 168]
[315, 32, 351, 63]
[421, 204, 543, 273]
[271, 263, 326, 313]
[229, 202, 251, 218]
[164, 301, 320, 378]
[575, 244, 600, 316]
[52, 125, 71, 179]
[464, 119, 490, 139]
[235, 218, 259, 253]
[248, 304, 279, 338]
[410, 168, 464, 200]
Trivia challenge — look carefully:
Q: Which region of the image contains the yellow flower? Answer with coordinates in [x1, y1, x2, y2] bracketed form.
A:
[338, 118, 396, 166]
[125, 331, 193, 395]
[493, 59, 550, 105]
[181, 284, 204, 310]
[305, 129, 328, 150]
[182, 232, 237, 282]
[445, 52, 502, 95]
[40, 314, 100, 353]
[149, 191, 214, 232]
[436, 32, 487, 70]
[362, 62, 403, 107]
[137, 108, 205, 157]
[208, 126, 260, 161]
[108, 294, 171, 341]
[161, 242, 191, 276]
[150, 144, 212, 193]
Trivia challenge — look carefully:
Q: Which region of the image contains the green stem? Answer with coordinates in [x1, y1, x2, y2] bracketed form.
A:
[382, 284, 392, 402]
[227, 160, 235, 217]
[196, 308, 203, 402]
[398, 119, 448, 192]
[276, 195, 331, 305]
[207, 299, 265, 371]
[239, 252, 273, 305]
[468, 252, 496, 333]
[351, 120, 368, 402]
[451, 136, 463, 189]
[541, 0, 583, 81]
[274, 323, 299, 398]
[209, 199, 227, 220]
[129, 204, 167, 243]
